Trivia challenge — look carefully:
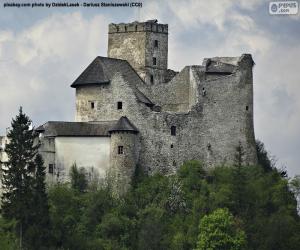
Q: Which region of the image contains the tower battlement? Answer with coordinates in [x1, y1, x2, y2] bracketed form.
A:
[108, 20, 168, 34]
[108, 20, 168, 85]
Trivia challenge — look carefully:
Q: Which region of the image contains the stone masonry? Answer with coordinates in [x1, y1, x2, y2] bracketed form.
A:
[0, 19, 258, 194]
[74, 20, 257, 177]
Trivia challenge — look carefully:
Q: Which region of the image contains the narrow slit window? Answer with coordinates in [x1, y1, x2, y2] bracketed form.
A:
[90, 101, 95, 109]
[117, 102, 123, 110]
[135, 25, 137, 31]
[49, 164, 54, 174]
[153, 57, 157, 65]
[246, 106, 249, 111]
[118, 146, 124, 155]
[171, 126, 176, 136]
[154, 40, 158, 48]
[150, 75, 154, 84]
[125, 26, 127, 32]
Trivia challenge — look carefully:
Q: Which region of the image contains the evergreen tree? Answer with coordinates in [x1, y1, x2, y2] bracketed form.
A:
[26, 154, 51, 249]
[1, 107, 39, 247]
[232, 142, 247, 214]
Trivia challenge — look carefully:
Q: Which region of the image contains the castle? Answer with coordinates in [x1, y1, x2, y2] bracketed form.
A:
[0, 20, 257, 193]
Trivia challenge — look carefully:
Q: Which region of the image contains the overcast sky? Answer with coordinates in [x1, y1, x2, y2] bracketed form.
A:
[0, 0, 299, 177]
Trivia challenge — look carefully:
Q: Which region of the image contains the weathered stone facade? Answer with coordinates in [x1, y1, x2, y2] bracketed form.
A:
[0, 19, 258, 194]
[74, 20, 257, 179]
[108, 20, 169, 85]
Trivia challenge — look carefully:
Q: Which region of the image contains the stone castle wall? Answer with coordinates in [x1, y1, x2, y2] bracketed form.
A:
[108, 21, 168, 85]
[75, 54, 257, 174]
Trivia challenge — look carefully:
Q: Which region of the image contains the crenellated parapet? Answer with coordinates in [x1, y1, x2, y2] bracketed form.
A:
[108, 20, 168, 34]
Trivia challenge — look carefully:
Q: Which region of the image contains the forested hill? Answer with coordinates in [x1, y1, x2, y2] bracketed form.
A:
[1, 145, 300, 249]
[1, 109, 300, 249]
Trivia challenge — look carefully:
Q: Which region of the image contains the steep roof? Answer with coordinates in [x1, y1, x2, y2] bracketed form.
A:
[36, 121, 116, 137]
[71, 56, 154, 106]
[109, 116, 139, 134]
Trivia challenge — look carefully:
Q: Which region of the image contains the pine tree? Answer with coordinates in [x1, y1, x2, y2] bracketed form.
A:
[232, 142, 247, 214]
[25, 154, 51, 249]
[1, 107, 39, 248]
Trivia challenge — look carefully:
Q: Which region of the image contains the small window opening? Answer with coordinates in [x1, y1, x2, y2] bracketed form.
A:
[153, 57, 157, 65]
[90, 101, 95, 109]
[150, 75, 154, 84]
[49, 164, 54, 174]
[173, 160, 177, 166]
[154, 40, 158, 48]
[125, 26, 127, 32]
[135, 25, 137, 31]
[171, 126, 176, 136]
[246, 106, 249, 111]
[170, 144, 174, 148]
[118, 146, 124, 155]
[117, 102, 123, 110]
[116, 26, 119, 32]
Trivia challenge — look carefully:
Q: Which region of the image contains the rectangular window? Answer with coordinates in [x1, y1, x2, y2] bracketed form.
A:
[49, 164, 54, 174]
[90, 101, 95, 109]
[117, 101, 123, 110]
[153, 57, 157, 65]
[118, 146, 124, 155]
[154, 40, 158, 48]
[150, 75, 154, 84]
[171, 126, 176, 136]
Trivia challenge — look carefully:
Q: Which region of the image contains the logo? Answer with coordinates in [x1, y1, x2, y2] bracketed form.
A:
[269, 1, 299, 15]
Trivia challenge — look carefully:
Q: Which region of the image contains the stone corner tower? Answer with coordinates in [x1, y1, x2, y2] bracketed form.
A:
[107, 19, 168, 85]
[108, 116, 139, 196]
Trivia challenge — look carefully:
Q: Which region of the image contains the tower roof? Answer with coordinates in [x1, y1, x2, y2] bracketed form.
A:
[71, 56, 154, 107]
[109, 116, 139, 134]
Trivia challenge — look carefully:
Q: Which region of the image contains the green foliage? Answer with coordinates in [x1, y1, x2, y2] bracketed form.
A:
[1, 107, 38, 221]
[27, 154, 51, 250]
[70, 163, 88, 193]
[196, 208, 246, 250]
[0, 217, 18, 250]
[0, 107, 50, 249]
[1, 127, 300, 250]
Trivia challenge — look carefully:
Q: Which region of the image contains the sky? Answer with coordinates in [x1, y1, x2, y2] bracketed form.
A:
[0, 0, 299, 177]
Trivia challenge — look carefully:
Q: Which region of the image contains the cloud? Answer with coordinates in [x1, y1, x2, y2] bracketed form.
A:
[0, 12, 108, 132]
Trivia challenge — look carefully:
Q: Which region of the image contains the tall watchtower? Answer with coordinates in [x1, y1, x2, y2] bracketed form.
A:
[107, 20, 168, 85]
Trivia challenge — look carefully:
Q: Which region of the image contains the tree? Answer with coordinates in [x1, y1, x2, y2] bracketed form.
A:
[232, 142, 247, 214]
[70, 163, 88, 193]
[1, 107, 39, 248]
[0, 217, 18, 250]
[196, 208, 246, 250]
[26, 154, 51, 249]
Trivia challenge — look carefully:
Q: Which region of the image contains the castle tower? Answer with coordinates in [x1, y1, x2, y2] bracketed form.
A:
[107, 20, 168, 85]
[108, 116, 139, 196]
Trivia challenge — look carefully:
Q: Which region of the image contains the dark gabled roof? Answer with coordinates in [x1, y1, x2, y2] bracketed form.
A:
[109, 116, 139, 134]
[36, 121, 117, 137]
[71, 56, 154, 106]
